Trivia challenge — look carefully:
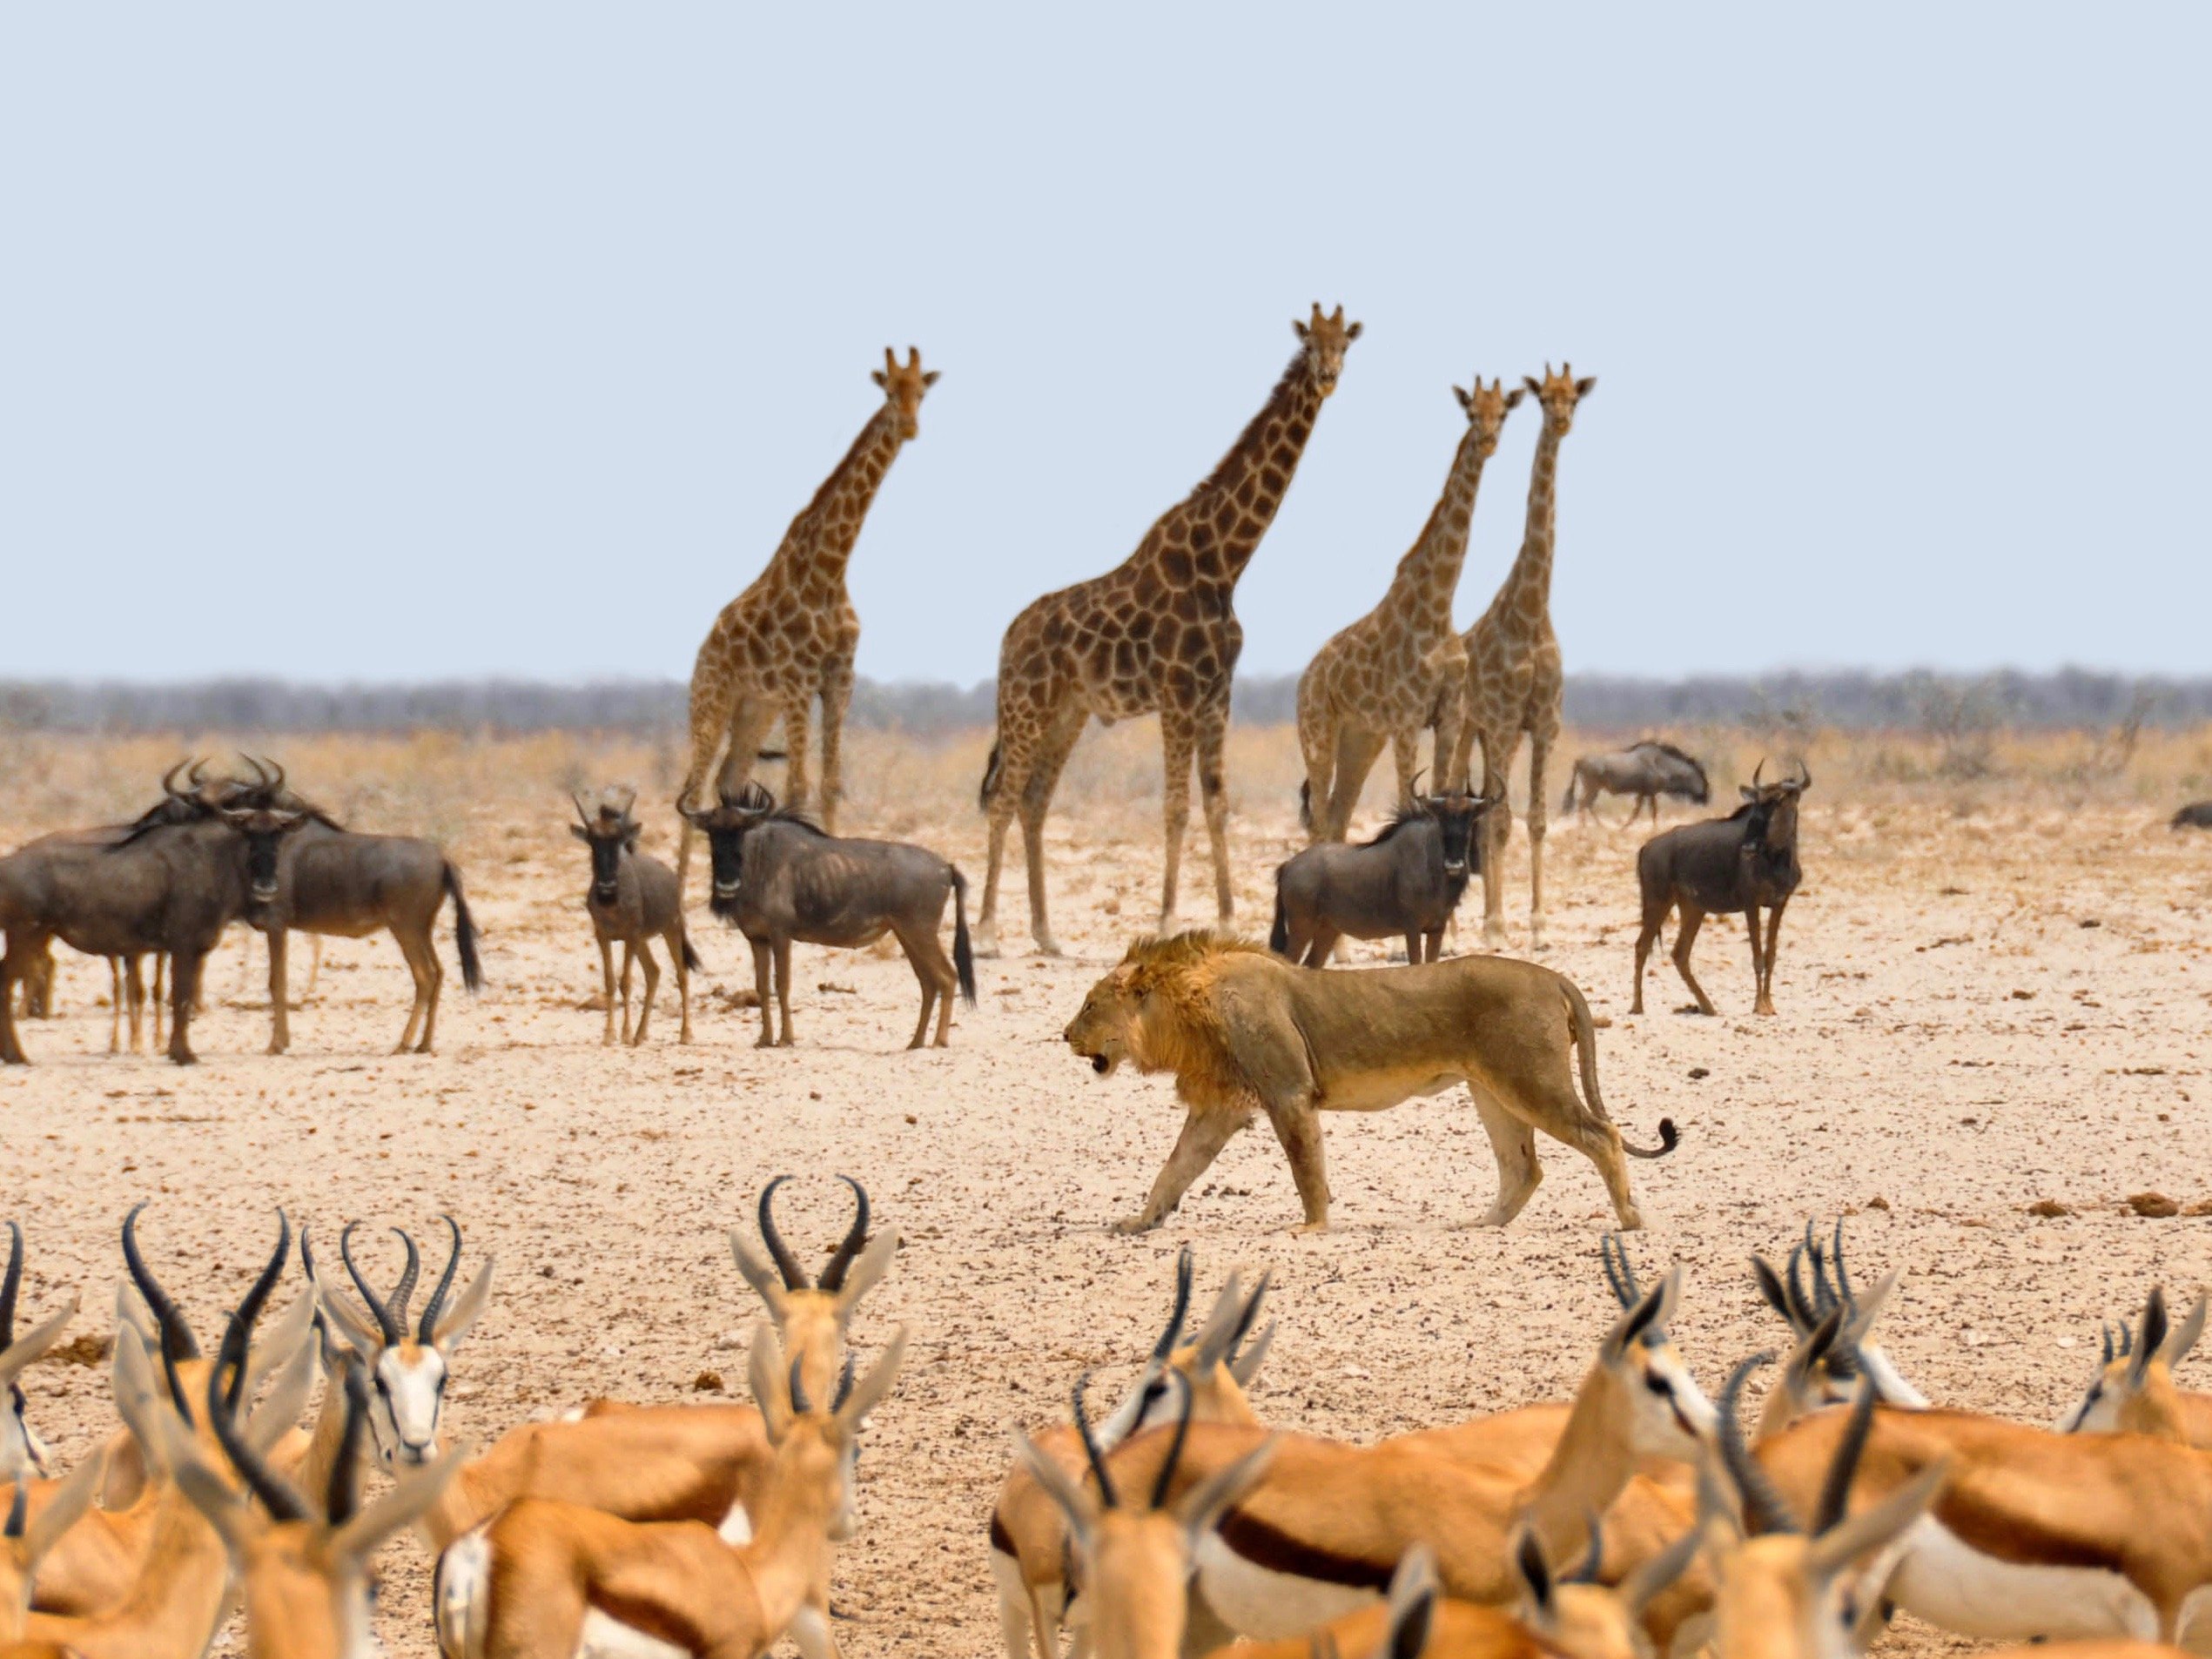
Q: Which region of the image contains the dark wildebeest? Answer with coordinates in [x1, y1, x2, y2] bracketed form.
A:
[682, 783, 976, 1049]
[1630, 761, 1809, 1018]
[1268, 785, 1502, 966]
[0, 769, 309, 1064]
[571, 788, 700, 1046]
[2173, 802, 2212, 830]
[221, 759, 481, 1057]
[1560, 740, 1711, 825]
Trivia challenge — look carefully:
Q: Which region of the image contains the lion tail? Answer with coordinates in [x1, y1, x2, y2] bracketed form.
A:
[1561, 973, 1677, 1159]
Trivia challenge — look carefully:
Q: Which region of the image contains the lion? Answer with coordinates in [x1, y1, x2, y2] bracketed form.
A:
[1063, 931, 1677, 1234]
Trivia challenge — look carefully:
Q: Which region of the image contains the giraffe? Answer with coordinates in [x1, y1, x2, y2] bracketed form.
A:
[1450, 364, 1595, 950]
[1294, 373, 1523, 843]
[674, 347, 936, 898]
[974, 305, 1361, 956]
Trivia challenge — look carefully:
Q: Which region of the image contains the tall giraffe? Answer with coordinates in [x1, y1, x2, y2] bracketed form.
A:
[675, 347, 936, 896]
[1294, 374, 1523, 842]
[975, 305, 1361, 956]
[1451, 364, 1594, 950]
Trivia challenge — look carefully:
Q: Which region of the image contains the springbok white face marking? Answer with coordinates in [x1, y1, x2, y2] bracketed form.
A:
[0, 1222, 76, 1482]
[1630, 1330, 1718, 1458]
[373, 1344, 449, 1467]
[1, 1389, 50, 1481]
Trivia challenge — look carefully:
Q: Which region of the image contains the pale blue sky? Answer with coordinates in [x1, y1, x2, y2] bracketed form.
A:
[3, 6, 2205, 684]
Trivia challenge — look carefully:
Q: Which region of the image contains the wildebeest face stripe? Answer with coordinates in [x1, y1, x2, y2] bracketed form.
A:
[1217, 1508, 1396, 1590]
[589, 1587, 714, 1654]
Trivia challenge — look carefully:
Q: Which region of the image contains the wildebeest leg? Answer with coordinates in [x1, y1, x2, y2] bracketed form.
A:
[151, 957, 166, 1047]
[266, 928, 291, 1056]
[1422, 927, 1446, 964]
[750, 937, 775, 1047]
[1299, 927, 1341, 971]
[616, 941, 636, 1044]
[300, 935, 321, 1006]
[1469, 1090, 1542, 1226]
[772, 936, 794, 1047]
[1670, 903, 1717, 1016]
[1323, 729, 1385, 843]
[414, 933, 445, 1053]
[631, 939, 659, 1046]
[665, 924, 692, 1044]
[165, 950, 204, 1065]
[0, 940, 32, 1064]
[1157, 711, 1197, 933]
[897, 923, 958, 1049]
[1742, 903, 1765, 1018]
[109, 957, 125, 1054]
[1630, 899, 1669, 1015]
[1196, 700, 1234, 924]
[1756, 897, 1790, 1017]
[597, 937, 618, 1047]
[393, 926, 440, 1054]
[1111, 1106, 1249, 1234]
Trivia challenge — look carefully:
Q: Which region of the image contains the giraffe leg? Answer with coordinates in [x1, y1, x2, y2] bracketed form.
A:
[1429, 671, 1470, 794]
[1526, 725, 1555, 951]
[1476, 729, 1517, 949]
[778, 695, 816, 819]
[976, 734, 1026, 958]
[1294, 682, 1336, 843]
[1195, 700, 1234, 924]
[1016, 704, 1088, 957]
[1156, 710, 1197, 933]
[1391, 727, 1421, 806]
[676, 655, 742, 900]
[818, 662, 854, 835]
[1324, 729, 1386, 843]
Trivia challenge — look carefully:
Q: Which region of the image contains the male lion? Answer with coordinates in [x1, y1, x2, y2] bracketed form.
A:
[1064, 931, 1677, 1234]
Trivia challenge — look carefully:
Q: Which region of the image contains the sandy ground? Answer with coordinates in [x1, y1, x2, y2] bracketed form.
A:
[5, 735, 2212, 1657]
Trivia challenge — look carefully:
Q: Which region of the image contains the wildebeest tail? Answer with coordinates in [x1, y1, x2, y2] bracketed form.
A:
[681, 930, 703, 973]
[1560, 766, 1581, 816]
[442, 863, 484, 993]
[951, 865, 978, 1004]
[1560, 971, 1676, 1159]
[978, 739, 1004, 813]
[1297, 778, 1313, 832]
[1267, 875, 1291, 957]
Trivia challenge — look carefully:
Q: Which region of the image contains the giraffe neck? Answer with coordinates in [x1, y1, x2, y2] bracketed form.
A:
[1170, 353, 1328, 588]
[1495, 420, 1564, 621]
[770, 402, 905, 594]
[1382, 421, 1494, 631]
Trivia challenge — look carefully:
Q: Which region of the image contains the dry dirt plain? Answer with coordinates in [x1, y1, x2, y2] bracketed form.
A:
[3, 725, 2212, 1658]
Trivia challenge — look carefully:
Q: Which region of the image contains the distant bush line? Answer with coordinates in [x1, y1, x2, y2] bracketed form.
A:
[1, 668, 2207, 738]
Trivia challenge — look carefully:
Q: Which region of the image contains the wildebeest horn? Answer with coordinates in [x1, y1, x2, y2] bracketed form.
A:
[159, 759, 192, 799]
[418, 1216, 464, 1344]
[1752, 760, 1765, 789]
[817, 1177, 871, 1293]
[1071, 1371, 1119, 1509]
[756, 1177, 810, 1291]
[186, 759, 210, 791]
[339, 1222, 403, 1347]
[240, 754, 271, 792]
[259, 756, 286, 796]
[612, 786, 637, 821]
[1718, 1353, 1801, 1535]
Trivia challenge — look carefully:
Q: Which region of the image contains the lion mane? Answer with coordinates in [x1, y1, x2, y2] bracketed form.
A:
[1115, 931, 1268, 1117]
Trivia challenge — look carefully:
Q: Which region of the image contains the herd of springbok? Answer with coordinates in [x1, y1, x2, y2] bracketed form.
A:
[4, 1191, 2210, 1659]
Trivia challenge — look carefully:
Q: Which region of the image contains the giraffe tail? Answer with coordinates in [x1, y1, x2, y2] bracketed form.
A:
[978, 739, 1004, 813]
[1297, 778, 1314, 832]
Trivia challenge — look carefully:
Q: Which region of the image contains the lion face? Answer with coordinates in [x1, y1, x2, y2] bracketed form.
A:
[1065, 966, 1144, 1078]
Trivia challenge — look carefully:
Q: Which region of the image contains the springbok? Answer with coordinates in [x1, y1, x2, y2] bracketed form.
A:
[1631, 761, 1809, 1018]
[303, 1215, 494, 1469]
[2057, 1286, 2212, 1445]
[572, 787, 699, 1045]
[992, 1250, 1275, 1659]
[432, 1320, 906, 1659]
[1013, 1373, 1280, 1659]
[1750, 1220, 1930, 1409]
[1, 1224, 77, 1485]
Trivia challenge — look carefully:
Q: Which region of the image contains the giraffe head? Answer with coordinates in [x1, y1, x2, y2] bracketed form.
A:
[1292, 304, 1362, 397]
[871, 346, 938, 440]
[1452, 376, 1525, 459]
[1523, 363, 1597, 435]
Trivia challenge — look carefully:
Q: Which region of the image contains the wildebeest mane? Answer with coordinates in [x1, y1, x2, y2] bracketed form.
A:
[1357, 800, 1437, 850]
[1630, 739, 1700, 767]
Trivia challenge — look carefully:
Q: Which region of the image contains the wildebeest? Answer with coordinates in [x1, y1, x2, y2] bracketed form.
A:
[682, 782, 976, 1049]
[1560, 739, 1711, 824]
[226, 759, 481, 1057]
[0, 767, 308, 1064]
[572, 788, 699, 1046]
[2173, 802, 2212, 830]
[1268, 785, 1501, 967]
[1630, 761, 1809, 1018]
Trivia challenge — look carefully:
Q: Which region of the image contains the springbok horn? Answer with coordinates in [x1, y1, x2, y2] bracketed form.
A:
[787, 1357, 812, 1417]
[830, 1353, 857, 1414]
[1071, 1372, 1119, 1510]
[817, 1177, 871, 1293]
[326, 1356, 369, 1526]
[225, 1211, 292, 1411]
[1600, 1233, 1642, 1310]
[1718, 1353, 1802, 1535]
[756, 1177, 810, 1292]
[387, 1230, 422, 1333]
[121, 1205, 199, 1362]
[418, 1216, 463, 1345]
[1812, 1379, 1879, 1535]
[1149, 1371, 1195, 1511]
[206, 1314, 309, 1523]
[0, 1223, 17, 1348]
[339, 1223, 403, 1347]
[1153, 1246, 1195, 1363]
[1785, 1240, 1820, 1329]
[1568, 1511, 1606, 1583]
[3, 1481, 22, 1539]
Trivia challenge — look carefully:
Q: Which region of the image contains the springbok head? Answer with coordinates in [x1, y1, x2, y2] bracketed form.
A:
[2057, 1284, 2208, 1436]
[1711, 1356, 1950, 1659]
[729, 1176, 897, 1405]
[305, 1217, 493, 1468]
[1595, 1234, 1718, 1460]
[750, 1319, 907, 1543]
[0, 1223, 77, 1483]
[1751, 1219, 1926, 1411]
[1093, 1250, 1274, 1448]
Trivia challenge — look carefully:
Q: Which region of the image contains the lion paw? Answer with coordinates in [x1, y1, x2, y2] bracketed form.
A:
[1289, 1220, 1331, 1237]
[1109, 1215, 1158, 1235]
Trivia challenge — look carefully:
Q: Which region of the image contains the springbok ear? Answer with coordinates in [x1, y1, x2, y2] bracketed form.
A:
[2129, 1288, 2171, 1389]
[1016, 1429, 1098, 1537]
[1604, 1271, 1671, 1360]
[0, 1293, 78, 1387]
[244, 1290, 319, 1396]
[245, 1335, 319, 1459]
[2165, 1294, 2209, 1368]
[1177, 1434, 1276, 1551]
[331, 1441, 470, 1562]
[312, 1279, 385, 1357]
[835, 1327, 908, 1430]
[748, 1321, 794, 1442]
[831, 1231, 900, 1316]
[1229, 1320, 1277, 1387]
[1503, 386, 1526, 410]
[1382, 1544, 1439, 1659]
[433, 1260, 495, 1353]
[24, 1442, 106, 1566]
[728, 1232, 789, 1313]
